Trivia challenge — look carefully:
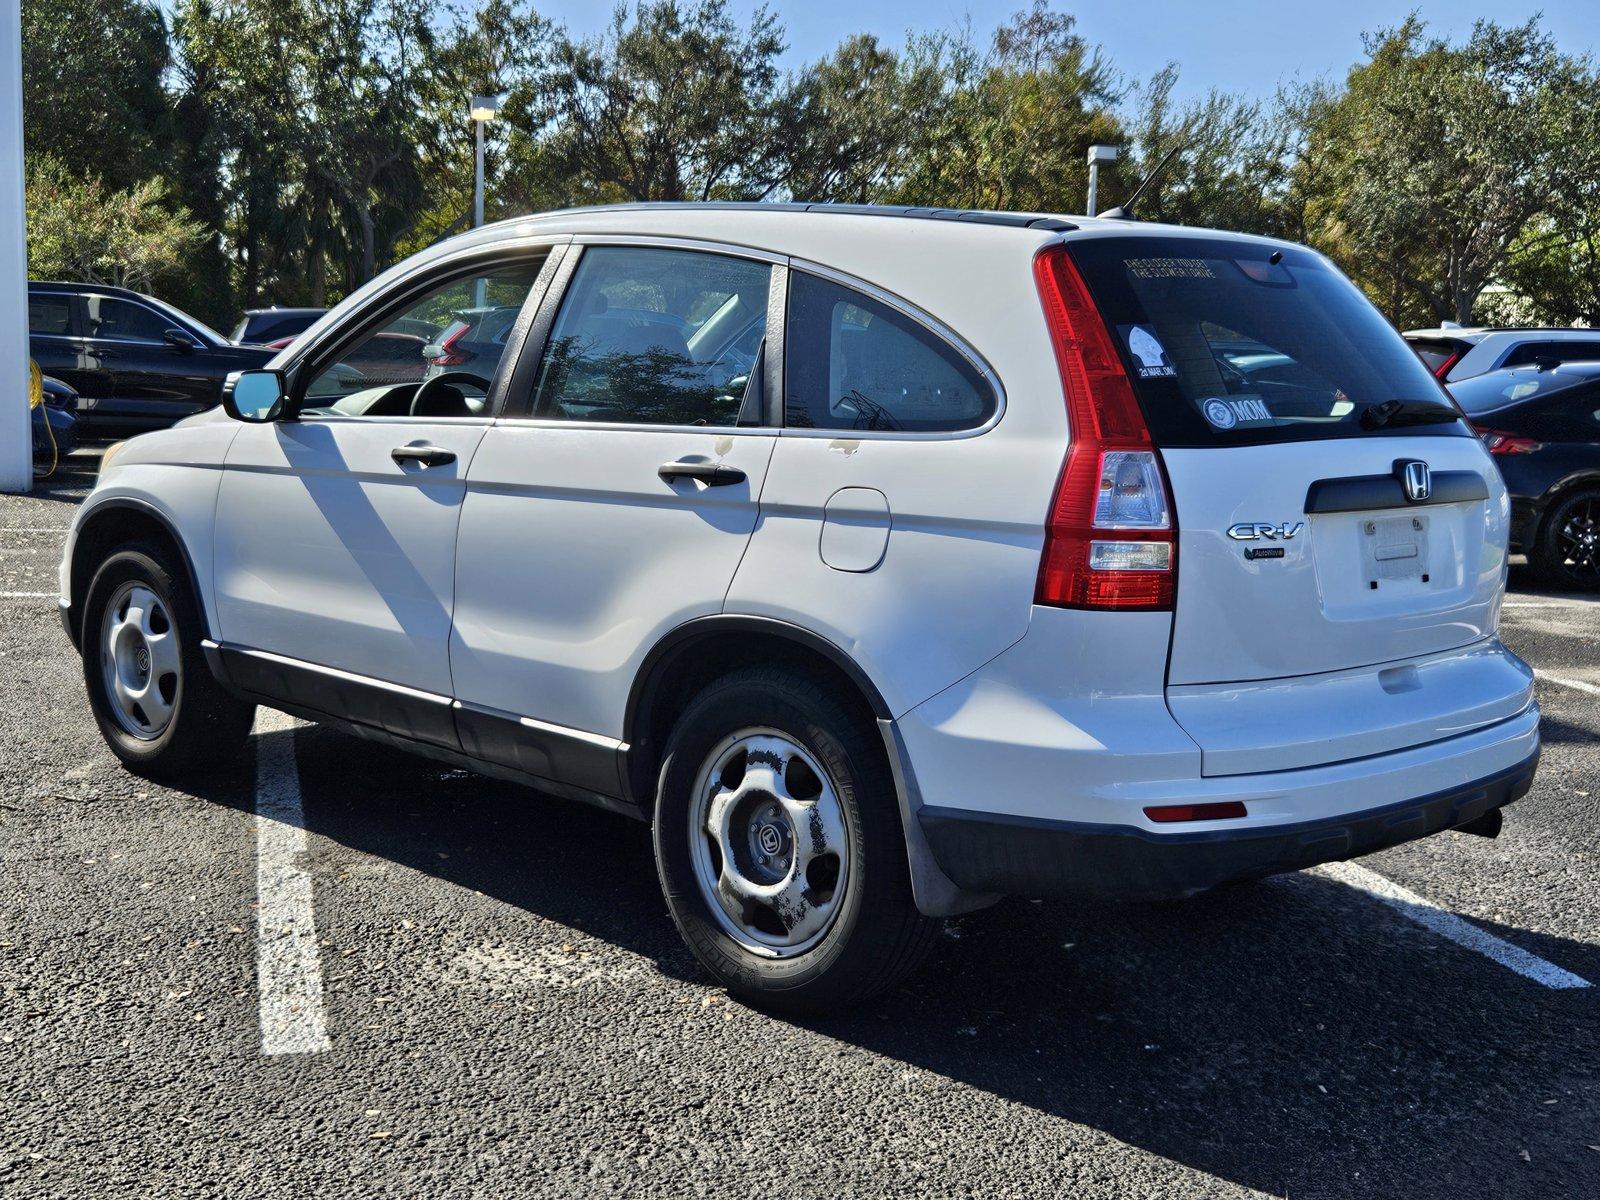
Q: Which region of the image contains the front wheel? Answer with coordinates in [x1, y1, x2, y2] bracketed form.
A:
[1531, 489, 1600, 591]
[652, 667, 940, 1011]
[81, 544, 255, 778]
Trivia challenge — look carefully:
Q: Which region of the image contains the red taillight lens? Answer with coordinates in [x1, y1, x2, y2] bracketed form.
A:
[1432, 349, 1463, 380]
[266, 336, 296, 350]
[430, 324, 474, 367]
[1033, 245, 1176, 610]
[1143, 801, 1248, 823]
[1472, 425, 1541, 455]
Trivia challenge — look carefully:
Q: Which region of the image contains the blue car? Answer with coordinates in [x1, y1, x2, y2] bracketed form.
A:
[33, 373, 79, 460]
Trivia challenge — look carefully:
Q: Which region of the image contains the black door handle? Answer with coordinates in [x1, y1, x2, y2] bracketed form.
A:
[391, 444, 456, 467]
[658, 460, 745, 487]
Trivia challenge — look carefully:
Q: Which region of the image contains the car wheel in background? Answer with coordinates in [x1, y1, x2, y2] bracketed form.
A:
[1532, 489, 1600, 592]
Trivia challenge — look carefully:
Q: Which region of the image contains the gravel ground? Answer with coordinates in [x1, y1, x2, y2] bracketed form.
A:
[2, 455, 1597, 1198]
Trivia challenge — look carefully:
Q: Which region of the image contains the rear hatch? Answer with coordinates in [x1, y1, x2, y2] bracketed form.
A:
[1068, 234, 1519, 773]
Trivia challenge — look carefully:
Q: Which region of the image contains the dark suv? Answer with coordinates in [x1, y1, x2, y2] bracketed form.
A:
[28, 282, 275, 435]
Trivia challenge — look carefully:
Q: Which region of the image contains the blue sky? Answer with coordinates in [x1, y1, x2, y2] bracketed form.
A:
[537, 0, 1598, 101]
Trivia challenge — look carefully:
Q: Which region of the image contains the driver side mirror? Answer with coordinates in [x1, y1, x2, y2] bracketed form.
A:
[222, 369, 288, 422]
[163, 327, 201, 352]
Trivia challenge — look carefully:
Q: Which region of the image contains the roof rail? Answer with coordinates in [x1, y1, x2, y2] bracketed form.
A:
[504, 200, 1077, 234]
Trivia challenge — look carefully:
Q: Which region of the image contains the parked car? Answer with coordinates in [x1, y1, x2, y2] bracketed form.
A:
[1448, 360, 1600, 589]
[28, 282, 276, 436]
[1403, 324, 1600, 382]
[231, 306, 326, 347]
[421, 304, 522, 380]
[32, 373, 79, 459]
[58, 203, 1538, 1010]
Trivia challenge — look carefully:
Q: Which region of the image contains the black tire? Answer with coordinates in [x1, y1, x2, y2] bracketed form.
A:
[1531, 489, 1600, 592]
[81, 543, 255, 778]
[652, 666, 940, 1011]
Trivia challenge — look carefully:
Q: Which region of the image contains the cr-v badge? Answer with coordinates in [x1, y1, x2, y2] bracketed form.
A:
[1226, 521, 1304, 541]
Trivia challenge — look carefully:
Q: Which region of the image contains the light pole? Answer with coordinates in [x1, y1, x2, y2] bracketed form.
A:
[469, 92, 506, 309]
[469, 92, 507, 230]
[1086, 143, 1118, 218]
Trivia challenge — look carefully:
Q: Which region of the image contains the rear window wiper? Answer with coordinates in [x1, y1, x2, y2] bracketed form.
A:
[1360, 398, 1461, 430]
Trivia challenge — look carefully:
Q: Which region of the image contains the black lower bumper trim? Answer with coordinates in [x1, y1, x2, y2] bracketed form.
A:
[918, 750, 1539, 901]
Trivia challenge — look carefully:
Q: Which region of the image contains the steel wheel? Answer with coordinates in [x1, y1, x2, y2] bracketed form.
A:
[98, 581, 181, 740]
[1556, 497, 1600, 583]
[688, 728, 852, 959]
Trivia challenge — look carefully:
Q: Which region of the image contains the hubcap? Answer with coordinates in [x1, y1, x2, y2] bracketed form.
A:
[99, 582, 180, 740]
[1557, 499, 1600, 583]
[688, 729, 851, 958]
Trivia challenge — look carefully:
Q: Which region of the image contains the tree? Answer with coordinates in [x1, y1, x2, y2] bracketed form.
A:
[871, 5, 1124, 212]
[21, 0, 172, 189]
[523, 1, 791, 204]
[1300, 18, 1600, 326]
[26, 158, 205, 292]
[1110, 67, 1318, 239]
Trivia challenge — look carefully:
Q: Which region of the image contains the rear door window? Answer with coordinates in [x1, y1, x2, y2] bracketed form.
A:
[28, 294, 73, 336]
[1068, 236, 1468, 447]
[532, 246, 771, 427]
[784, 272, 996, 432]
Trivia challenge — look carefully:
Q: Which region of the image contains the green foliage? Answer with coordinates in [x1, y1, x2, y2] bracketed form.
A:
[17, 3, 1600, 329]
[25, 158, 206, 292]
[1298, 17, 1600, 326]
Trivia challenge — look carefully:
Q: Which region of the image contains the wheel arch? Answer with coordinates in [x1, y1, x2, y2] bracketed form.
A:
[622, 615, 892, 809]
[67, 499, 210, 651]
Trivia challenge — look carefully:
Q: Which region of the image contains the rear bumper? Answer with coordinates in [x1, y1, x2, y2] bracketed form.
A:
[918, 742, 1539, 902]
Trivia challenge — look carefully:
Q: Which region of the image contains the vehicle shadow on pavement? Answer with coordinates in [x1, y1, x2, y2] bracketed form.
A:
[229, 723, 1600, 1200]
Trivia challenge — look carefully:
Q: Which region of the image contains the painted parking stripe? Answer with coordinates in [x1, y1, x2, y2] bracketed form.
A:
[1319, 861, 1591, 990]
[254, 708, 331, 1055]
[1503, 599, 1595, 609]
[0, 591, 57, 598]
[1535, 670, 1600, 697]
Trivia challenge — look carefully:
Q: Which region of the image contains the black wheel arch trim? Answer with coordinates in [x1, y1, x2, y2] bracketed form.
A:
[65, 496, 212, 651]
[624, 614, 894, 748]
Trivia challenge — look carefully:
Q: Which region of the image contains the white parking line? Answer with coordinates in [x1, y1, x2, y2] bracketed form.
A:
[0, 591, 57, 598]
[1535, 670, 1600, 697]
[1503, 600, 1595, 609]
[1319, 861, 1591, 990]
[253, 708, 331, 1055]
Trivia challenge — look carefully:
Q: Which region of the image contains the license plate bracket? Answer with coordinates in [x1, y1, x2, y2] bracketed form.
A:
[1363, 514, 1429, 588]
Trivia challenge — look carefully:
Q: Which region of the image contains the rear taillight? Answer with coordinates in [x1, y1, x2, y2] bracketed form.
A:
[1033, 245, 1176, 610]
[430, 325, 474, 367]
[1432, 349, 1463, 380]
[1473, 426, 1541, 455]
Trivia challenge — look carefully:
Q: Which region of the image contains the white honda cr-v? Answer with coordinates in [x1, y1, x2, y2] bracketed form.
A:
[60, 204, 1540, 1009]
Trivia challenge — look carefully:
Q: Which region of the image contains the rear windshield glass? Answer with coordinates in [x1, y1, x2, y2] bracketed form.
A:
[1449, 367, 1597, 416]
[1068, 236, 1468, 447]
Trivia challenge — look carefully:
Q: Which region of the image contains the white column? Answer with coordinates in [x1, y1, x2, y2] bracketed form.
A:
[0, 0, 31, 492]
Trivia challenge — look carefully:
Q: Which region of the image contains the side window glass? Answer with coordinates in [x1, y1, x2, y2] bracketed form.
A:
[784, 272, 996, 432]
[532, 246, 771, 426]
[87, 297, 170, 343]
[28, 294, 72, 335]
[302, 264, 539, 418]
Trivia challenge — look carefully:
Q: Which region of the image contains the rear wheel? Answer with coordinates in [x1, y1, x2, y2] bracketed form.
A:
[81, 544, 255, 778]
[1532, 490, 1600, 591]
[653, 667, 940, 1011]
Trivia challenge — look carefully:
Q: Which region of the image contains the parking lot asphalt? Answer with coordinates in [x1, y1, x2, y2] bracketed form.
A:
[2, 460, 1598, 1199]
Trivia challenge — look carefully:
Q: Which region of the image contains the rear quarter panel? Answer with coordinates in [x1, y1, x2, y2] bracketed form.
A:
[727, 226, 1068, 718]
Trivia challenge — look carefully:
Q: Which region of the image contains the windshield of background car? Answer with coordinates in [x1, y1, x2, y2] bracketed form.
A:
[1448, 366, 1598, 416]
[1067, 236, 1468, 447]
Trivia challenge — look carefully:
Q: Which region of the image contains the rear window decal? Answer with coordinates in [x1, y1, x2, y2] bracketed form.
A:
[1127, 257, 1215, 280]
[1122, 325, 1177, 378]
[1200, 395, 1273, 430]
